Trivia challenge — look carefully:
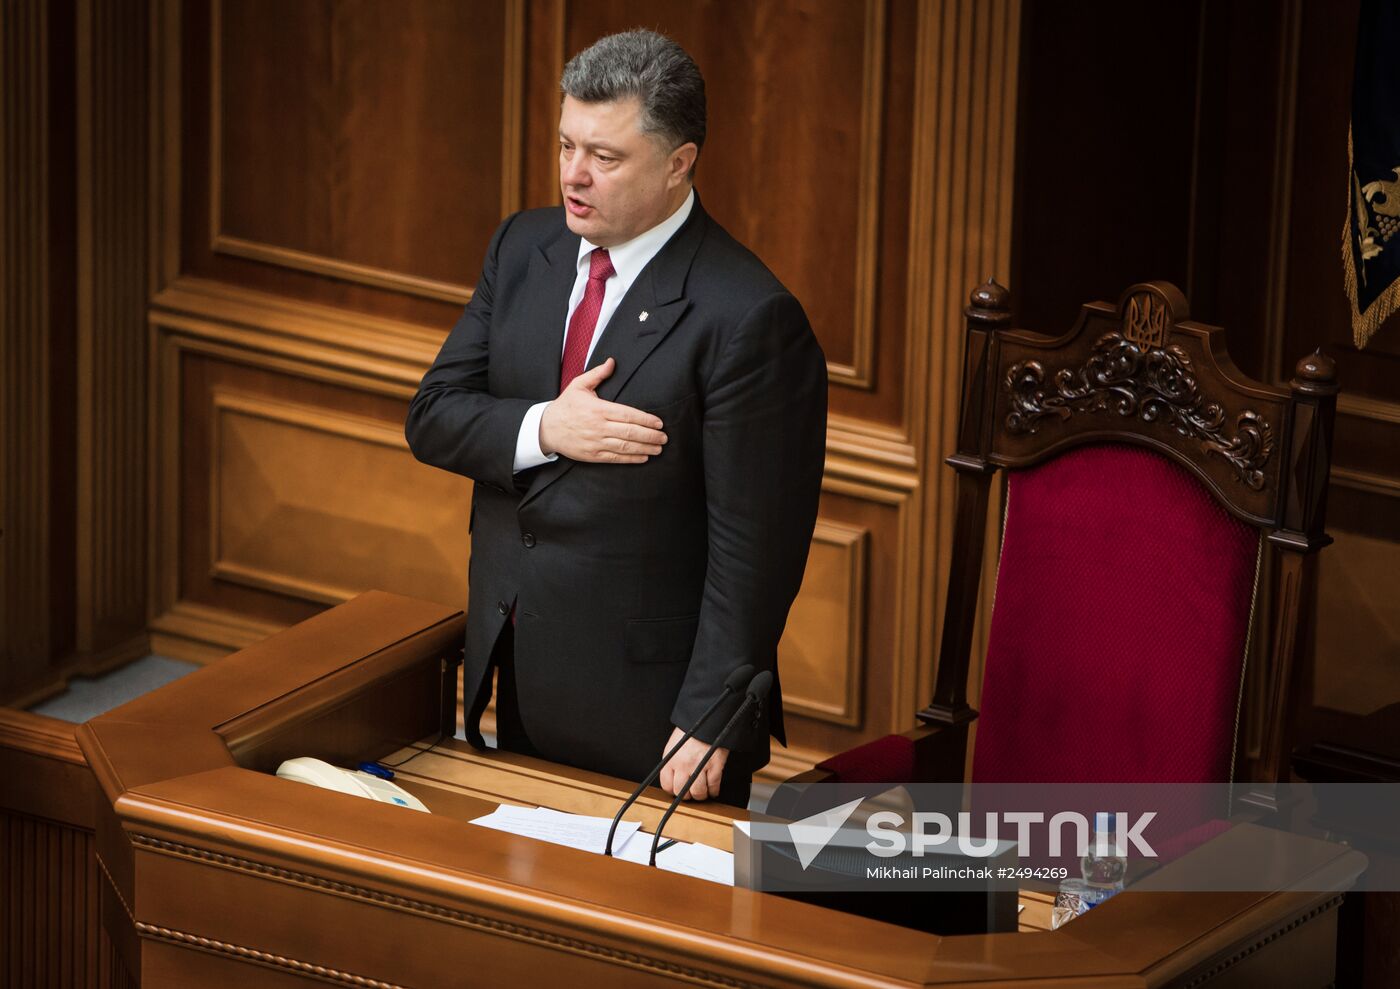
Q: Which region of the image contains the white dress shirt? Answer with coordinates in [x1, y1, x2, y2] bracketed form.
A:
[512, 189, 696, 472]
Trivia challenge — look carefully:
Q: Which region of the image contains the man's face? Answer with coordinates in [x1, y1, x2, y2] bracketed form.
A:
[558, 95, 693, 247]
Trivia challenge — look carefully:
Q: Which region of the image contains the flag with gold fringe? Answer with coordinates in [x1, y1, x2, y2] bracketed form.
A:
[1344, 0, 1400, 348]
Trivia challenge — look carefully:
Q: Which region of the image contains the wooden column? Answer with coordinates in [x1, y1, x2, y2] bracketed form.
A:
[1, 0, 58, 699]
[74, 0, 150, 670]
[0, 0, 150, 705]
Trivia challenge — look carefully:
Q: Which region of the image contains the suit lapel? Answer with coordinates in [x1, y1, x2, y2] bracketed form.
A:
[587, 271, 692, 404]
[521, 199, 708, 510]
[515, 226, 580, 400]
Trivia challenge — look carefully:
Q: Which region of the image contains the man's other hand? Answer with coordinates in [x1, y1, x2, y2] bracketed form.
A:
[659, 726, 727, 801]
[538, 358, 668, 463]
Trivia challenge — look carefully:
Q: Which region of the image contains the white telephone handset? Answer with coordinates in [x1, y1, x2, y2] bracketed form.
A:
[275, 757, 430, 813]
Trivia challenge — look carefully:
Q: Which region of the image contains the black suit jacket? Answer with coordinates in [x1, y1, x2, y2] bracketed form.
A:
[405, 195, 827, 783]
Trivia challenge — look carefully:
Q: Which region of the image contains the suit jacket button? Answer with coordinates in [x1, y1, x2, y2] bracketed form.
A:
[497, 600, 509, 615]
[522, 532, 536, 548]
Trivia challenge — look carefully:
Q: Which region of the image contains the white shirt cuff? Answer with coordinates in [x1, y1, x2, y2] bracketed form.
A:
[513, 401, 558, 472]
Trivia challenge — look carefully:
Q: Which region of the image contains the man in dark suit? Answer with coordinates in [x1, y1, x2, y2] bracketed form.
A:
[405, 30, 826, 808]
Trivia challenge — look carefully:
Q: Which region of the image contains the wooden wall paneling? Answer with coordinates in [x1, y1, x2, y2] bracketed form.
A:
[522, 0, 567, 210]
[847, 0, 919, 443]
[177, 0, 518, 327]
[150, 0, 180, 294]
[149, 0, 518, 664]
[171, 359, 454, 628]
[912, 0, 1020, 724]
[777, 519, 869, 728]
[1310, 470, 1400, 719]
[0, 0, 84, 702]
[205, 388, 471, 608]
[828, 0, 918, 442]
[151, 304, 183, 644]
[1, 0, 57, 700]
[206, 0, 519, 304]
[0, 710, 117, 988]
[765, 466, 915, 781]
[747, 0, 891, 393]
[146, 599, 284, 668]
[74, 0, 151, 678]
[1307, 405, 1400, 729]
[147, 0, 181, 653]
[48, 0, 83, 680]
[822, 0, 923, 470]
[148, 281, 470, 660]
[4, 0, 151, 706]
[500, 0, 527, 221]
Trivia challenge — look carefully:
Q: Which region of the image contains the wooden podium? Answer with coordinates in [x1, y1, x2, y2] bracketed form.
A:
[78, 592, 1363, 988]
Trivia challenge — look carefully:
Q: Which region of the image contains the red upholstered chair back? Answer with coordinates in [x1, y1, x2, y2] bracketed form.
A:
[970, 444, 1259, 786]
[916, 280, 1338, 796]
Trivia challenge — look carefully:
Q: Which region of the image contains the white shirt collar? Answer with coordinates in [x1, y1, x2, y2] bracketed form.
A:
[576, 188, 695, 281]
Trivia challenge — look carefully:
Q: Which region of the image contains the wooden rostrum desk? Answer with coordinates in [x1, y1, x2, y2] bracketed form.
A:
[77, 592, 1363, 988]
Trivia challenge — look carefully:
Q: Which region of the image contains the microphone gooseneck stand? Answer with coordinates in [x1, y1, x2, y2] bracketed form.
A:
[603, 664, 755, 856]
[649, 671, 773, 867]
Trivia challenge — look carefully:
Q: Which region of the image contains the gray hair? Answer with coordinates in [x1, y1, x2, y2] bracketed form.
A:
[561, 30, 705, 174]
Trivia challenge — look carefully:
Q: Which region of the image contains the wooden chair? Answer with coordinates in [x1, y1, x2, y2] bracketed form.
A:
[770, 280, 1338, 828]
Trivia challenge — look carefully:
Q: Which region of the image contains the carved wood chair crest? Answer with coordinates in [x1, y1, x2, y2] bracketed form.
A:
[1004, 285, 1275, 494]
[956, 279, 1336, 538]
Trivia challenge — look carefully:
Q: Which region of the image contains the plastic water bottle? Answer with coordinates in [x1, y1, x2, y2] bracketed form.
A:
[1080, 811, 1127, 907]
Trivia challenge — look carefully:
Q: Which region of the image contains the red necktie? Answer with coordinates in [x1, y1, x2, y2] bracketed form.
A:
[559, 248, 615, 391]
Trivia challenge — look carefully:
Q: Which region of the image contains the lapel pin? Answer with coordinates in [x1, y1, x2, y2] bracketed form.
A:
[638, 310, 650, 322]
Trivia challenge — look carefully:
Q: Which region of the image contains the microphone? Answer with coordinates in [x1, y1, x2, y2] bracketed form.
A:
[603, 664, 755, 856]
[649, 670, 773, 866]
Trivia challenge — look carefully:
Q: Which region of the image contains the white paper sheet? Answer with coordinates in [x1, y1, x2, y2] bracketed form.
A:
[664, 841, 734, 885]
[469, 804, 735, 885]
[612, 832, 734, 885]
[610, 830, 685, 866]
[469, 804, 642, 856]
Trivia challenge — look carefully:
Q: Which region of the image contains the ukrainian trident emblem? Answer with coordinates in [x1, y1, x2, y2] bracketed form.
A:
[1122, 292, 1169, 351]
